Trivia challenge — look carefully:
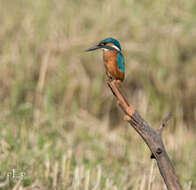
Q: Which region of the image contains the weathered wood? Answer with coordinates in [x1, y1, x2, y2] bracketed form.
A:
[107, 79, 182, 190]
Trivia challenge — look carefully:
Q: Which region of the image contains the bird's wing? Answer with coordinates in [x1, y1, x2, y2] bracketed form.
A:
[117, 52, 125, 72]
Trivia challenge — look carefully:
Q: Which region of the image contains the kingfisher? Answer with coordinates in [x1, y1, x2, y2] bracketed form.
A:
[85, 37, 125, 85]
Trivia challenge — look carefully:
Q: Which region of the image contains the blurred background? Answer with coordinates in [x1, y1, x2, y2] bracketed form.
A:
[0, 0, 196, 189]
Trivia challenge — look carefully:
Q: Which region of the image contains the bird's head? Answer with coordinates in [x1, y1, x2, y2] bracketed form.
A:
[85, 37, 121, 52]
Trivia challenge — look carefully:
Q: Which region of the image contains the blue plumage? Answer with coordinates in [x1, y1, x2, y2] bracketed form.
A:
[100, 38, 121, 51]
[117, 52, 125, 72]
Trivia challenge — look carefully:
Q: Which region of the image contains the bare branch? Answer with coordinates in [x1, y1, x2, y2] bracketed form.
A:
[158, 113, 172, 135]
[107, 79, 182, 190]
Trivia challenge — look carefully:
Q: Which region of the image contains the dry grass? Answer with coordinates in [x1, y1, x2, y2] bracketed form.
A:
[0, 0, 196, 189]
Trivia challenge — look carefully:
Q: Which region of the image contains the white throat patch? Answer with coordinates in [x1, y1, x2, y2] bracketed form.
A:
[112, 45, 120, 51]
[103, 45, 120, 52]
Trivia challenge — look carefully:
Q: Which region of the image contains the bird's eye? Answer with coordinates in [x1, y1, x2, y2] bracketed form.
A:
[99, 43, 105, 46]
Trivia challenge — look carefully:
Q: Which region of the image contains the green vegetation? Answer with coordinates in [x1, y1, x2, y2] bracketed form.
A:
[0, 0, 195, 189]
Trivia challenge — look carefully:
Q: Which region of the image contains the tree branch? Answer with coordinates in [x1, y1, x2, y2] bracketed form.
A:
[107, 79, 182, 190]
[158, 113, 172, 135]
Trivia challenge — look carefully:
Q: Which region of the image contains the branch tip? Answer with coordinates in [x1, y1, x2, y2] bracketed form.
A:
[163, 113, 172, 126]
[158, 113, 172, 134]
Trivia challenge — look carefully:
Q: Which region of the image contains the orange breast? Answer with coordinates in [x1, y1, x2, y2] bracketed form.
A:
[103, 50, 124, 82]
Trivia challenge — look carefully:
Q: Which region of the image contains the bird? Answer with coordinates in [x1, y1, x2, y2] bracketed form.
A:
[85, 37, 125, 85]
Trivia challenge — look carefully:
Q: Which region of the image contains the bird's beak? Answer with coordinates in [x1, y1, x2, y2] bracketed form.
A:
[85, 45, 102, 52]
